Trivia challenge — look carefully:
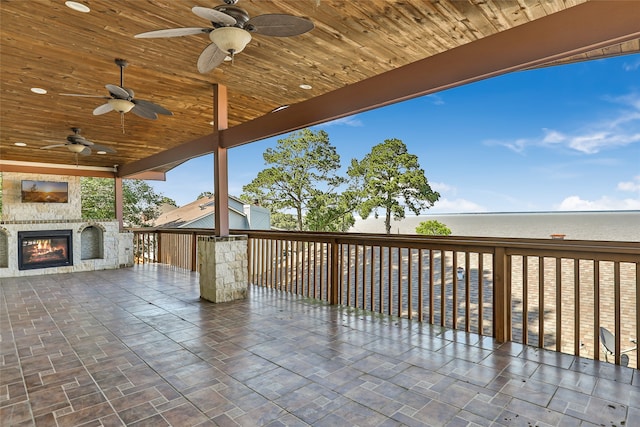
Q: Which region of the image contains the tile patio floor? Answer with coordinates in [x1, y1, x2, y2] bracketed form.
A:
[1, 265, 638, 426]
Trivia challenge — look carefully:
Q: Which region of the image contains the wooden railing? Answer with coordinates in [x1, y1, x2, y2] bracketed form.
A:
[131, 228, 639, 368]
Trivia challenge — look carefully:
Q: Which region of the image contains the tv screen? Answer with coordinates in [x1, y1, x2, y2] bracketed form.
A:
[21, 180, 68, 203]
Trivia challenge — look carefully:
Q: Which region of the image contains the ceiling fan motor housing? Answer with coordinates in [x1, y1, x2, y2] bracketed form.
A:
[214, 5, 249, 28]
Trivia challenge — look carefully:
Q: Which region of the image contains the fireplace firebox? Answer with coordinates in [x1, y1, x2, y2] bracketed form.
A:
[18, 230, 73, 270]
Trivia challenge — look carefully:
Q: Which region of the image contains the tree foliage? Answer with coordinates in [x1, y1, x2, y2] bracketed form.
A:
[348, 138, 440, 234]
[197, 191, 213, 199]
[80, 177, 173, 227]
[416, 220, 451, 236]
[241, 129, 345, 231]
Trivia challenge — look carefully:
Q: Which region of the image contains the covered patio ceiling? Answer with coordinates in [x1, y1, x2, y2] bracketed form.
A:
[1, 0, 639, 179]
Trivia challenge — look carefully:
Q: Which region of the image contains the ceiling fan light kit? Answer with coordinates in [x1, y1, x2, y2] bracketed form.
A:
[108, 98, 135, 113]
[66, 144, 87, 153]
[208, 27, 252, 57]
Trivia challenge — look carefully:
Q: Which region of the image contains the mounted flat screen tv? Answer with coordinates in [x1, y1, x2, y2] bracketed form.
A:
[21, 180, 68, 203]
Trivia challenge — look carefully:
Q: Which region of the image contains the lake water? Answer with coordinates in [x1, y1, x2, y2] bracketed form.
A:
[351, 211, 640, 242]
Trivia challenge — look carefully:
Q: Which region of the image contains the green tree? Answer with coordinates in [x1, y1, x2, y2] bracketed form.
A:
[197, 191, 213, 199]
[270, 212, 298, 230]
[81, 177, 115, 219]
[241, 129, 344, 231]
[416, 220, 451, 236]
[348, 138, 440, 234]
[81, 177, 174, 227]
[304, 192, 355, 232]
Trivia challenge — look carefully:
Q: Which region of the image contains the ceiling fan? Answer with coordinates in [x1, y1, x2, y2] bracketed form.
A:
[41, 128, 117, 160]
[61, 59, 172, 132]
[134, 0, 314, 73]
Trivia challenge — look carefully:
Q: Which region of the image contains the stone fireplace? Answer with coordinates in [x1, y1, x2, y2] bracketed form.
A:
[18, 229, 73, 270]
[1, 172, 134, 278]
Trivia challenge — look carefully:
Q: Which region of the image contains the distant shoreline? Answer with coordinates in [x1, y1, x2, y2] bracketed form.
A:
[351, 210, 640, 242]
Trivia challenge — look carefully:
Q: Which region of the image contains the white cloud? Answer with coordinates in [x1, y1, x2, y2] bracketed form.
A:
[556, 195, 640, 211]
[617, 175, 640, 192]
[424, 94, 445, 105]
[567, 132, 640, 154]
[488, 93, 640, 154]
[623, 58, 640, 72]
[322, 116, 363, 127]
[430, 181, 457, 194]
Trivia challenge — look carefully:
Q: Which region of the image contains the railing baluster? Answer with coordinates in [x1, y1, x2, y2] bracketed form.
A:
[429, 249, 435, 325]
[453, 251, 458, 329]
[397, 247, 402, 318]
[523, 255, 528, 345]
[574, 259, 580, 356]
[614, 261, 621, 365]
[465, 252, 470, 332]
[441, 250, 446, 328]
[538, 256, 544, 348]
[370, 246, 375, 312]
[418, 249, 423, 322]
[378, 246, 384, 314]
[407, 249, 413, 319]
[362, 245, 367, 310]
[556, 258, 562, 353]
[478, 253, 484, 335]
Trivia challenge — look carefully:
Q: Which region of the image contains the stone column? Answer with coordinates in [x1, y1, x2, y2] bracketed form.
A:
[198, 235, 248, 303]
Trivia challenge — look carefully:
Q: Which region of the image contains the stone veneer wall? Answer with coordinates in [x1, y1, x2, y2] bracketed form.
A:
[0, 172, 133, 278]
[198, 235, 248, 303]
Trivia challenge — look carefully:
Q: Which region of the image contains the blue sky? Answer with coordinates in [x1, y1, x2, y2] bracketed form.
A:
[151, 54, 640, 213]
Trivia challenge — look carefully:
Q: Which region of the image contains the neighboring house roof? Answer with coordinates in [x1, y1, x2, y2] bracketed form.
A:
[153, 197, 211, 228]
[153, 196, 269, 229]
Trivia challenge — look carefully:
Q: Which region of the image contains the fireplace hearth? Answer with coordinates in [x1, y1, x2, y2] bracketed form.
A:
[18, 230, 73, 270]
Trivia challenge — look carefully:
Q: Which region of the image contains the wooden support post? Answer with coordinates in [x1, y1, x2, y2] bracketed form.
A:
[114, 176, 124, 231]
[493, 247, 509, 343]
[213, 84, 229, 237]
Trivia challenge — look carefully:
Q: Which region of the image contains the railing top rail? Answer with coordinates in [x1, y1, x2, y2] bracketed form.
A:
[128, 228, 640, 257]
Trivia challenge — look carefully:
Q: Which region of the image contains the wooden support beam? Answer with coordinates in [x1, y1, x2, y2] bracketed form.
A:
[213, 84, 230, 237]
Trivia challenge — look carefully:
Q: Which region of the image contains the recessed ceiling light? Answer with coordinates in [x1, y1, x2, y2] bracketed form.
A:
[96, 151, 107, 155]
[299, 84, 312, 90]
[209, 121, 214, 125]
[30, 87, 47, 94]
[14, 142, 27, 147]
[65, 1, 90, 12]
[271, 105, 289, 113]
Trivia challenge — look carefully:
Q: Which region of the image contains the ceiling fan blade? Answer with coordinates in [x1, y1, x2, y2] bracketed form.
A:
[197, 43, 227, 73]
[192, 6, 237, 26]
[93, 103, 114, 115]
[60, 93, 111, 98]
[91, 143, 117, 154]
[105, 84, 130, 99]
[41, 144, 67, 150]
[133, 99, 173, 116]
[135, 27, 212, 38]
[130, 104, 158, 120]
[247, 14, 314, 37]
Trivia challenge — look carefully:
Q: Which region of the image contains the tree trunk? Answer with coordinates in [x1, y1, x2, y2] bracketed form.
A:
[385, 210, 391, 234]
[297, 206, 303, 231]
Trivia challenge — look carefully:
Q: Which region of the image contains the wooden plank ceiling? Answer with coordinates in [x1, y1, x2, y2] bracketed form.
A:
[1, 0, 639, 177]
